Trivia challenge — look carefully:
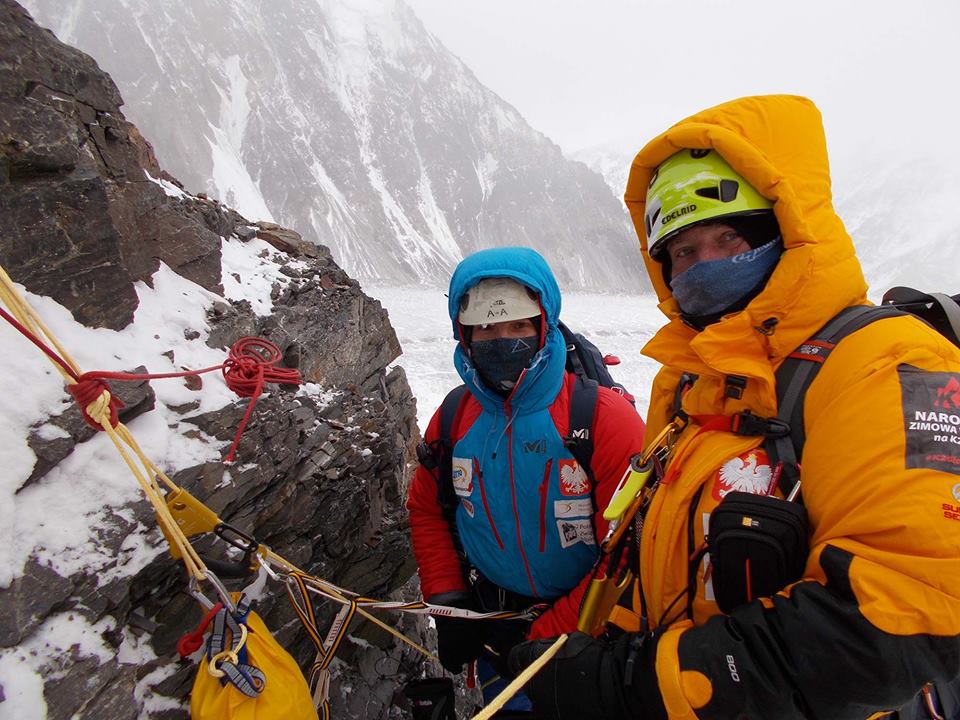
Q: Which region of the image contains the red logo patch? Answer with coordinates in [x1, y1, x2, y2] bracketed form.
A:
[712, 450, 773, 501]
[936, 377, 960, 409]
[559, 459, 590, 496]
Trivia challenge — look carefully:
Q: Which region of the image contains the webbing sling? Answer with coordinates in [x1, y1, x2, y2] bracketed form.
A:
[767, 304, 906, 499]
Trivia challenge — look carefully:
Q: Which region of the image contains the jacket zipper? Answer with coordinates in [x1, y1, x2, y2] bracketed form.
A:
[505, 402, 538, 596]
[474, 458, 504, 549]
[539, 459, 553, 552]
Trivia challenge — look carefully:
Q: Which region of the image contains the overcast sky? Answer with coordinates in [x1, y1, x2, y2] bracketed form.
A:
[405, 0, 960, 162]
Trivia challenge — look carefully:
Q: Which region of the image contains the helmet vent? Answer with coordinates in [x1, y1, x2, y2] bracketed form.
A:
[695, 186, 720, 200]
[719, 179, 739, 202]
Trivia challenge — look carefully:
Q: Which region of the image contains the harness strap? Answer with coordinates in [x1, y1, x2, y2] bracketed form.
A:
[284, 570, 359, 716]
[769, 305, 904, 499]
[204, 597, 266, 698]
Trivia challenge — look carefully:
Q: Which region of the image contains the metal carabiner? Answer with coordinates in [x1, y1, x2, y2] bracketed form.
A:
[190, 568, 238, 614]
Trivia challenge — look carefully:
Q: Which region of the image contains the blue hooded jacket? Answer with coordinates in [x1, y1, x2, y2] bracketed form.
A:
[445, 247, 599, 598]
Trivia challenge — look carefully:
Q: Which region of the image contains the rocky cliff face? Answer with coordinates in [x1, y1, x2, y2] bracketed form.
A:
[20, 0, 644, 291]
[0, 2, 432, 717]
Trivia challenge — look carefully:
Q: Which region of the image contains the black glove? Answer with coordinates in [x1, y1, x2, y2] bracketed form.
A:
[480, 618, 531, 680]
[431, 591, 485, 674]
[508, 631, 667, 720]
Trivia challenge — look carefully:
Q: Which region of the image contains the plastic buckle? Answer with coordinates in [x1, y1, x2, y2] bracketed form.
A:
[415, 440, 438, 470]
[731, 411, 790, 438]
[724, 375, 748, 399]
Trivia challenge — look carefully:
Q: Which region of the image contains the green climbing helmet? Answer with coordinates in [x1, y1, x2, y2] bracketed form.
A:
[645, 149, 774, 262]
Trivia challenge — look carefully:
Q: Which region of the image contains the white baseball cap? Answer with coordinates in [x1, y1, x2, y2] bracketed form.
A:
[458, 277, 540, 326]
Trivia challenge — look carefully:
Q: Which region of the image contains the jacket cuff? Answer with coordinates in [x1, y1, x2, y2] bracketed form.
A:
[655, 622, 711, 719]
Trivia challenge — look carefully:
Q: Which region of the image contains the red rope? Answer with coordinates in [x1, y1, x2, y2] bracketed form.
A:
[1, 306, 302, 462]
[220, 337, 303, 463]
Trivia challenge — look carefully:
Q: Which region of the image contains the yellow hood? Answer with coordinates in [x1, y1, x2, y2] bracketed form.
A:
[625, 95, 868, 395]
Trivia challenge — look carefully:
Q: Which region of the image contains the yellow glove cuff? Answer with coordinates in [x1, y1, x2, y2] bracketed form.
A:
[655, 622, 713, 719]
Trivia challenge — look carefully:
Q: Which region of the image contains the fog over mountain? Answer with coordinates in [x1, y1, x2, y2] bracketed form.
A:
[21, 0, 643, 291]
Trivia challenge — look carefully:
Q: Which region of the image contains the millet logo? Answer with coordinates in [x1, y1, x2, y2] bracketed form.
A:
[953, 483, 960, 504]
[523, 439, 547, 454]
[661, 204, 697, 226]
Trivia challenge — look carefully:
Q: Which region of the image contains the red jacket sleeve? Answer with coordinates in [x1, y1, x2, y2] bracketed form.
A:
[406, 405, 469, 600]
[528, 387, 646, 639]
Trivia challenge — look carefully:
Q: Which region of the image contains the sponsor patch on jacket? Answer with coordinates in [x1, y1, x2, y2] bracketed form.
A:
[712, 449, 773, 501]
[461, 499, 475, 518]
[944, 482, 960, 522]
[556, 518, 596, 548]
[554, 498, 593, 519]
[558, 458, 590, 496]
[451, 457, 473, 496]
[899, 366, 960, 475]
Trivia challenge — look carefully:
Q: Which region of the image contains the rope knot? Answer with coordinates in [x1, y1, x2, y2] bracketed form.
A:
[221, 337, 302, 462]
[67, 375, 125, 429]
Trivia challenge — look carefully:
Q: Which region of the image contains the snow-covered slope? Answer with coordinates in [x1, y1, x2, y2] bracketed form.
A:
[21, 0, 641, 290]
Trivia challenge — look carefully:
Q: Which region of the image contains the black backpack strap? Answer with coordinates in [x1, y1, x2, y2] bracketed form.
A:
[414, 385, 470, 566]
[565, 375, 600, 522]
[769, 304, 905, 500]
[435, 385, 469, 527]
[883, 286, 960, 346]
[558, 321, 587, 378]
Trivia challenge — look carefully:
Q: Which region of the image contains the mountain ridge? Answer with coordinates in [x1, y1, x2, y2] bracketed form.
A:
[22, 0, 643, 290]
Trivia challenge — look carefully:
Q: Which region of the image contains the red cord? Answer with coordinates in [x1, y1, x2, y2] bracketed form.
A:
[0, 305, 301, 461]
[177, 602, 224, 658]
[220, 337, 302, 463]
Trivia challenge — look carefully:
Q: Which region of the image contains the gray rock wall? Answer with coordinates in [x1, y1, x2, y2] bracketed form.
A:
[0, 2, 436, 717]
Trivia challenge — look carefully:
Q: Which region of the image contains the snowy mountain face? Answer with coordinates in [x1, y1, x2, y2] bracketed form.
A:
[571, 140, 633, 207]
[21, 0, 643, 291]
[573, 140, 960, 299]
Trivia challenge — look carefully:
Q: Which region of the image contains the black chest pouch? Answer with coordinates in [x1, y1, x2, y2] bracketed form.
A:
[707, 491, 809, 613]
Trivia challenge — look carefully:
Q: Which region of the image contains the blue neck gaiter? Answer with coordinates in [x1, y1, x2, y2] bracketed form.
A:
[671, 238, 783, 319]
[471, 335, 539, 395]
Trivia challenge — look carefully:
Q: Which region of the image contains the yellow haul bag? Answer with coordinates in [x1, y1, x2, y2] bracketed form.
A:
[190, 609, 318, 720]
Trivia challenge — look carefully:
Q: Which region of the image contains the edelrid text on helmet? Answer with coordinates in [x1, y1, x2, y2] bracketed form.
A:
[645, 149, 773, 262]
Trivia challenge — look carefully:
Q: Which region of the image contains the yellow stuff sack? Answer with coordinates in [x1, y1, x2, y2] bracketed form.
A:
[190, 610, 318, 720]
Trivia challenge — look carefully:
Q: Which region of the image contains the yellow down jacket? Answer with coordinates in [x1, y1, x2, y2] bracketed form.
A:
[623, 95, 960, 719]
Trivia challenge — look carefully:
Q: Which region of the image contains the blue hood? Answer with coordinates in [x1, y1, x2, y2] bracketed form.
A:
[448, 247, 567, 414]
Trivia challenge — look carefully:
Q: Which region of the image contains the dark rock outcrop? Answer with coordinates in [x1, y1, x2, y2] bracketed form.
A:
[0, 2, 434, 717]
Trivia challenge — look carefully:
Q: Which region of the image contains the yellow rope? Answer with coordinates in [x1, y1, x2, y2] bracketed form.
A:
[0, 266, 207, 580]
[3, 263, 467, 671]
[471, 634, 568, 720]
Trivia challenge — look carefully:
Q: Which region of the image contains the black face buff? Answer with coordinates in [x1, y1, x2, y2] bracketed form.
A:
[470, 335, 538, 394]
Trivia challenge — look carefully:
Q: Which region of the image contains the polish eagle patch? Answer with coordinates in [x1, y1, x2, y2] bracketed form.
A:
[712, 450, 773, 501]
[559, 458, 590, 496]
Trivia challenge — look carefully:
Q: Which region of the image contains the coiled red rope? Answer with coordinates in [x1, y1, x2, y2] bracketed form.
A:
[1, 305, 301, 463]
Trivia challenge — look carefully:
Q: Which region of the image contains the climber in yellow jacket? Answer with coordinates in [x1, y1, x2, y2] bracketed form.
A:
[508, 95, 960, 719]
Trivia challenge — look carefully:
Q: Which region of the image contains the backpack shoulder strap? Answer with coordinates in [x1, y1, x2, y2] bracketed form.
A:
[882, 286, 960, 346]
[435, 384, 469, 523]
[769, 304, 905, 499]
[566, 375, 599, 483]
[557, 321, 586, 377]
